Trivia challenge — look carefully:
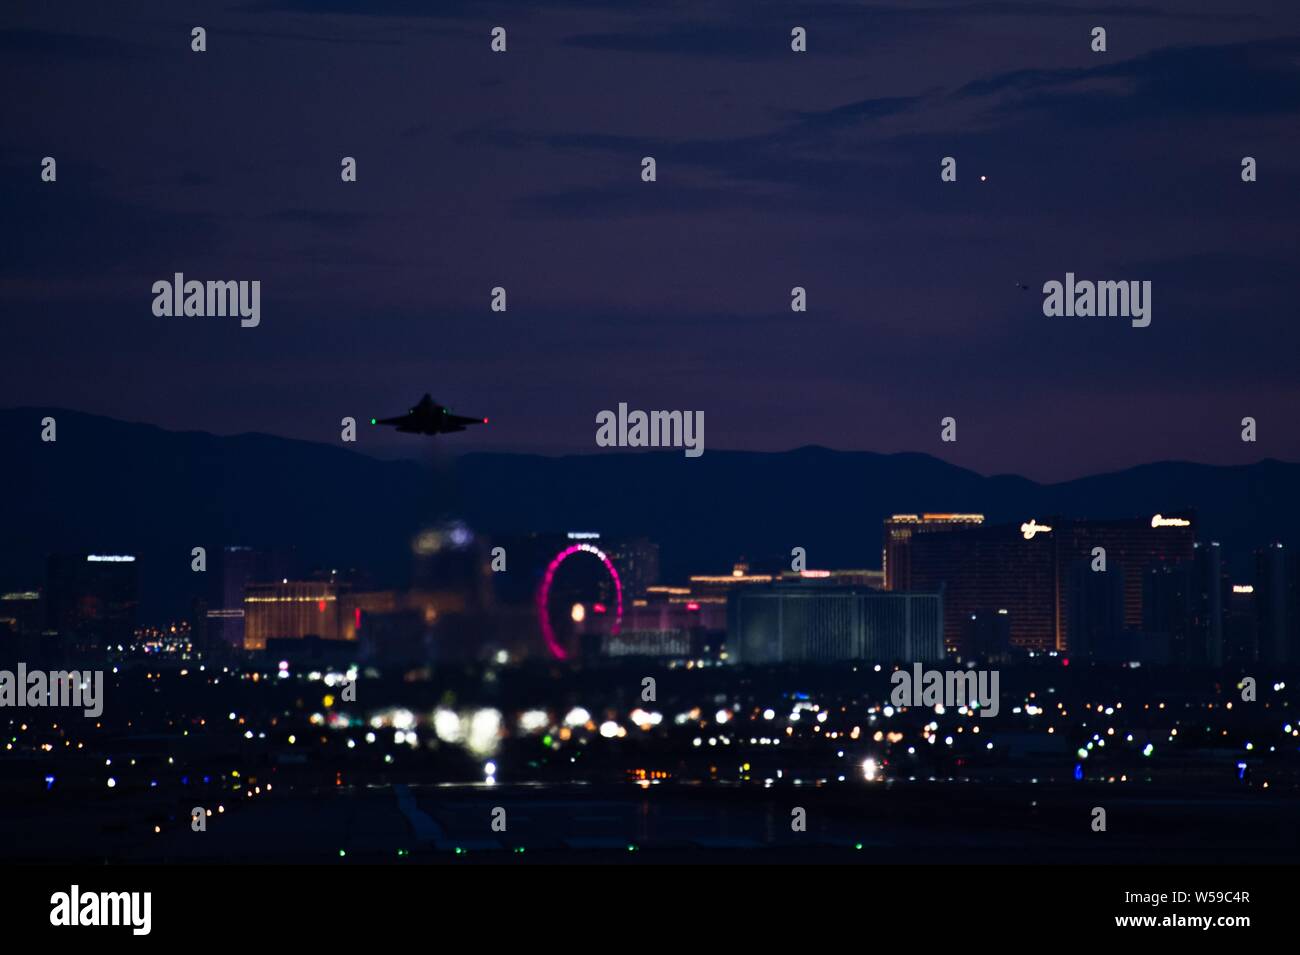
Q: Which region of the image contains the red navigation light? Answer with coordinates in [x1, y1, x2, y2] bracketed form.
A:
[482, 417, 489, 424]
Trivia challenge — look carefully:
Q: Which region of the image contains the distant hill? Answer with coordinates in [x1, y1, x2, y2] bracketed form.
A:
[4, 408, 1297, 618]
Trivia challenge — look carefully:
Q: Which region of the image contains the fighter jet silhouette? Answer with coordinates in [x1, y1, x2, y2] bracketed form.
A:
[371, 394, 488, 435]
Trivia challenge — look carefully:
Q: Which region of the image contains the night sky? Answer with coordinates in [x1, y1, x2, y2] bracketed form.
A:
[4, 0, 1298, 481]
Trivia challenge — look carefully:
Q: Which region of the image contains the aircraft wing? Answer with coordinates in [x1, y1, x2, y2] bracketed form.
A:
[446, 413, 486, 427]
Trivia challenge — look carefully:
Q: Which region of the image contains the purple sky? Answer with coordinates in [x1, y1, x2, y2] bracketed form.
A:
[4, 0, 1299, 481]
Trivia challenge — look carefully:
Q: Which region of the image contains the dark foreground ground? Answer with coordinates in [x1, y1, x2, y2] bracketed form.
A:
[3, 778, 1296, 864]
[2, 656, 1296, 863]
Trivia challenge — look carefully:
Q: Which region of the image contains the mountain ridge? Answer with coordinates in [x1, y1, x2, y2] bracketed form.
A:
[4, 407, 1295, 618]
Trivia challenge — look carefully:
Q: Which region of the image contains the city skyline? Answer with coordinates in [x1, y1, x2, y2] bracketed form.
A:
[11, 487, 1298, 666]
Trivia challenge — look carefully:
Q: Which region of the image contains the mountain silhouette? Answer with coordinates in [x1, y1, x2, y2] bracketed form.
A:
[4, 408, 1295, 619]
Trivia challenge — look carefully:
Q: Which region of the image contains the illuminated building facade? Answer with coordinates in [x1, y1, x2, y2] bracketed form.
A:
[906, 524, 1056, 654]
[681, 566, 769, 597]
[777, 568, 884, 588]
[623, 596, 725, 633]
[613, 563, 768, 630]
[602, 630, 692, 658]
[0, 589, 43, 639]
[895, 513, 1198, 655]
[884, 514, 985, 591]
[244, 580, 346, 650]
[727, 585, 944, 664]
[602, 594, 726, 660]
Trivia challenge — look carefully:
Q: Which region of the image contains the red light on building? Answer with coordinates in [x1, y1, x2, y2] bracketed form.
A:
[686, 601, 700, 611]
[592, 602, 607, 614]
[318, 600, 327, 613]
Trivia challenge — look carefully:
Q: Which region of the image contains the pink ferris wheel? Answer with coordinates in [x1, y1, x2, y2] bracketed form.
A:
[535, 542, 624, 660]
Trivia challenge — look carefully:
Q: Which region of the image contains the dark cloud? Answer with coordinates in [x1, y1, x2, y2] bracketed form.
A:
[0, 170, 219, 278]
[960, 37, 1300, 120]
[262, 208, 372, 229]
[0, 27, 150, 60]
[242, 0, 669, 17]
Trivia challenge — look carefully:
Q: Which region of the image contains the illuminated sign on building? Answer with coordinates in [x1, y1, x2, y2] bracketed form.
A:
[1150, 514, 1191, 528]
[1020, 520, 1053, 540]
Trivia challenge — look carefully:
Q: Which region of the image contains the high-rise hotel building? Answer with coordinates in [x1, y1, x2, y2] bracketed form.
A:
[883, 514, 986, 591]
[889, 513, 1198, 654]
